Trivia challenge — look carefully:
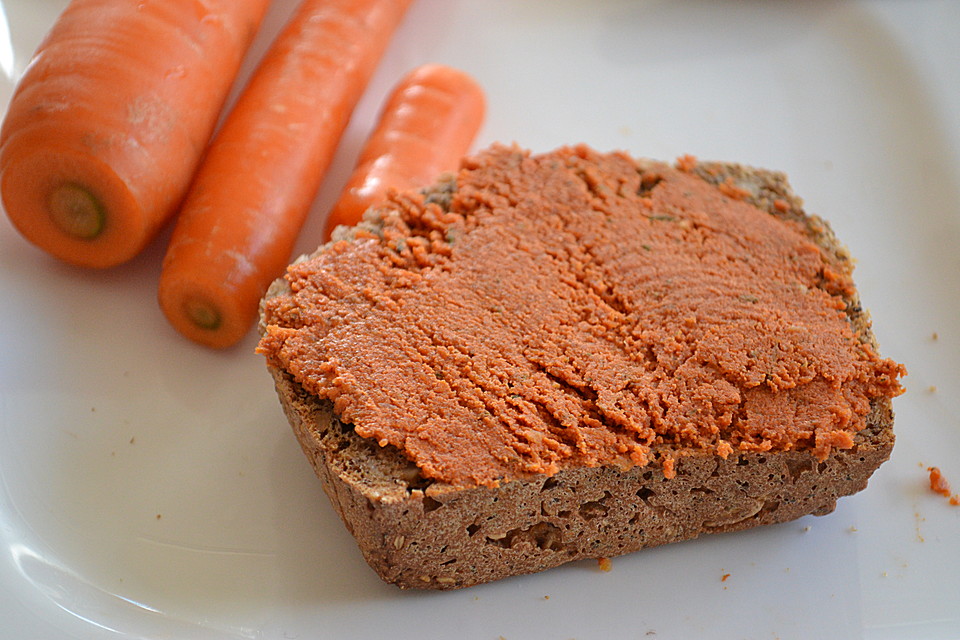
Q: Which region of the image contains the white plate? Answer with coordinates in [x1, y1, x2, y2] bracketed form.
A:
[1, 1, 958, 638]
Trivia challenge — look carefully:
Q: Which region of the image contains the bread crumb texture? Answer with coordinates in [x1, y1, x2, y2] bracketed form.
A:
[258, 144, 905, 488]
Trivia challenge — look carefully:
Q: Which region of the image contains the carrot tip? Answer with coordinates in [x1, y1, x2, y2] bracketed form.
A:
[184, 298, 222, 331]
[47, 183, 106, 240]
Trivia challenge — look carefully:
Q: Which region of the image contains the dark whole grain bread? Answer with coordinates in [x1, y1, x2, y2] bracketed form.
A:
[258, 146, 902, 590]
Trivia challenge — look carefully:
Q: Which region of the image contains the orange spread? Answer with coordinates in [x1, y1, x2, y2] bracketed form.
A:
[927, 466, 960, 505]
[258, 145, 905, 488]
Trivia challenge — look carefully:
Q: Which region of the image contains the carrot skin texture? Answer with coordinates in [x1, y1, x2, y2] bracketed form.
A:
[323, 64, 486, 239]
[0, 0, 271, 268]
[159, 0, 414, 349]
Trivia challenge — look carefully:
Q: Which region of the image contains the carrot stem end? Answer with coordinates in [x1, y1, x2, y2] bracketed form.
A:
[47, 183, 106, 240]
[184, 299, 222, 331]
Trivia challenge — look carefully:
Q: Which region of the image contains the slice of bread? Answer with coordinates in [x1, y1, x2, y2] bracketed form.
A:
[258, 145, 904, 590]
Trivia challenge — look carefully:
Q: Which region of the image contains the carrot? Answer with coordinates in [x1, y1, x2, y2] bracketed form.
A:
[158, 0, 414, 350]
[0, 0, 271, 268]
[323, 63, 486, 239]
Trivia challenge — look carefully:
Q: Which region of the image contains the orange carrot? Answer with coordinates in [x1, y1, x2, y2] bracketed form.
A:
[0, 0, 271, 268]
[158, 0, 414, 349]
[323, 63, 486, 239]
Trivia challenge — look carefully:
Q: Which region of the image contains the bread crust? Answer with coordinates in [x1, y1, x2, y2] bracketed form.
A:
[270, 365, 893, 589]
[260, 156, 897, 589]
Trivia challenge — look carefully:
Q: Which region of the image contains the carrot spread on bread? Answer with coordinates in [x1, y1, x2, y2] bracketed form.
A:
[257, 145, 905, 489]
